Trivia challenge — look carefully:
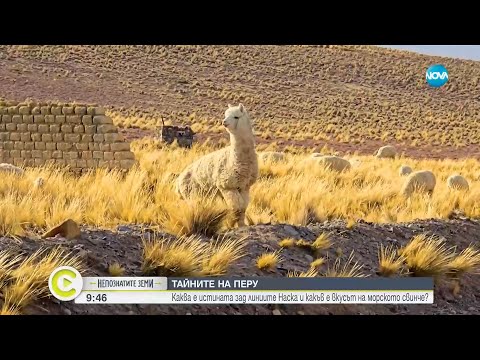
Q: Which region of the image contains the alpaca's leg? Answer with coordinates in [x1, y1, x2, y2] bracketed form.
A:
[219, 188, 243, 228]
[176, 169, 198, 199]
[237, 189, 251, 227]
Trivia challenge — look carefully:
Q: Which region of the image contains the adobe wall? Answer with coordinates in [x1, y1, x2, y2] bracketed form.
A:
[0, 102, 136, 171]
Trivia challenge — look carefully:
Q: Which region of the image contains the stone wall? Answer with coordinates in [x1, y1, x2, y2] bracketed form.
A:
[0, 102, 136, 171]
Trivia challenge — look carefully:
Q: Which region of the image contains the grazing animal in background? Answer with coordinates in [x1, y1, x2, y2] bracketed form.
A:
[447, 174, 469, 191]
[309, 155, 351, 172]
[375, 145, 397, 159]
[175, 104, 258, 227]
[0, 163, 24, 175]
[401, 170, 436, 197]
[399, 165, 413, 176]
[258, 151, 285, 163]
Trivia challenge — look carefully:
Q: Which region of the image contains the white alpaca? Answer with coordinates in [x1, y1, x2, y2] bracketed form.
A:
[309, 155, 351, 172]
[376, 145, 396, 159]
[0, 163, 24, 175]
[399, 165, 413, 176]
[258, 151, 285, 163]
[401, 170, 436, 197]
[447, 174, 469, 191]
[175, 104, 258, 227]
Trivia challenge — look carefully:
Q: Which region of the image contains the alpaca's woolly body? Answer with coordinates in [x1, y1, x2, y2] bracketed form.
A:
[176, 138, 257, 195]
[258, 151, 285, 163]
[0, 163, 24, 175]
[376, 145, 396, 159]
[399, 165, 413, 176]
[401, 170, 436, 197]
[447, 174, 469, 191]
[310, 155, 351, 172]
[175, 104, 258, 227]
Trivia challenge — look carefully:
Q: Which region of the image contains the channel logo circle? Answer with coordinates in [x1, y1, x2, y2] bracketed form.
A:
[48, 266, 83, 301]
[426, 64, 449, 87]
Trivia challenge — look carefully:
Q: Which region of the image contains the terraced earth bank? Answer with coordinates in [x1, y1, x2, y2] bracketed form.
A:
[0, 217, 477, 315]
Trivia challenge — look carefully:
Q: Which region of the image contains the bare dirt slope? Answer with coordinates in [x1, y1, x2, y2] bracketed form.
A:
[1, 45, 480, 158]
[1, 217, 478, 315]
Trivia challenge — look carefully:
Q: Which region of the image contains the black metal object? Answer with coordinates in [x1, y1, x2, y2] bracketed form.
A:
[159, 117, 195, 148]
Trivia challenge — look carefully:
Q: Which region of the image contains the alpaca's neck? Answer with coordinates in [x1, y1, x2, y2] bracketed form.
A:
[229, 130, 255, 162]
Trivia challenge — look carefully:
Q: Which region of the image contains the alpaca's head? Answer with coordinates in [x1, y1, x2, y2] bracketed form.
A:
[223, 103, 252, 135]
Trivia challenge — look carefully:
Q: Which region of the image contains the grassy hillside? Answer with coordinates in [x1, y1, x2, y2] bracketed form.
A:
[1, 45, 479, 151]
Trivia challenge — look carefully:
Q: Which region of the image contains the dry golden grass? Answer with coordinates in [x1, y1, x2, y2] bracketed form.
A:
[256, 251, 281, 271]
[400, 234, 455, 277]
[311, 233, 332, 251]
[159, 195, 229, 238]
[142, 234, 207, 276]
[0, 304, 21, 315]
[2, 138, 480, 238]
[378, 244, 405, 277]
[201, 235, 247, 276]
[0, 250, 22, 286]
[278, 238, 296, 248]
[325, 251, 367, 277]
[346, 219, 356, 229]
[0, 247, 83, 314]
[310, 258, 325, 269]
[295, 239, 312, 250]
[108, 263, 125, 277]
[142, 233, 245, 277]
[287, 268, 318, 277]
[447, 245, 480, 276]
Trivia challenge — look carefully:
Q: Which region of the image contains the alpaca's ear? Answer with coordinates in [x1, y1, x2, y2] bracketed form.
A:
[228, 103, 233, 108]
[238, 103, 244, 112]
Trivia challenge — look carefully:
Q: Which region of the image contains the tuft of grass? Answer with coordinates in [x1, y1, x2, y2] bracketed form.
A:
[310, 257, 325, 269]
[279, 238, 296, 248]
[2, 275, 43, 310]
[295, 239, 311, 250]
[378, 244, 405, 277]
[256, 251, 281, 271]
[9, 247, 84, 284]
[160, 196, 228, 237]
[287, 268, 318, 277]
[108, 263, 125, 277]
[0, 250, 23, 287]
[400, 234, 454, 277]
[346, 219, 356, 229]
[1, 247, 83, 313]
[201, 235, 247, 276]
[0, 304, 21, 315]
[311, 232, 331, 251]
[447, 245, 480, 276]
[142, 234, 207, 277]
[325, 251, 367, 277]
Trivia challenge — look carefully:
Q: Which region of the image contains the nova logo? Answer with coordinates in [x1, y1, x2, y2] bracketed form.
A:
[426, 64, 449, 87]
